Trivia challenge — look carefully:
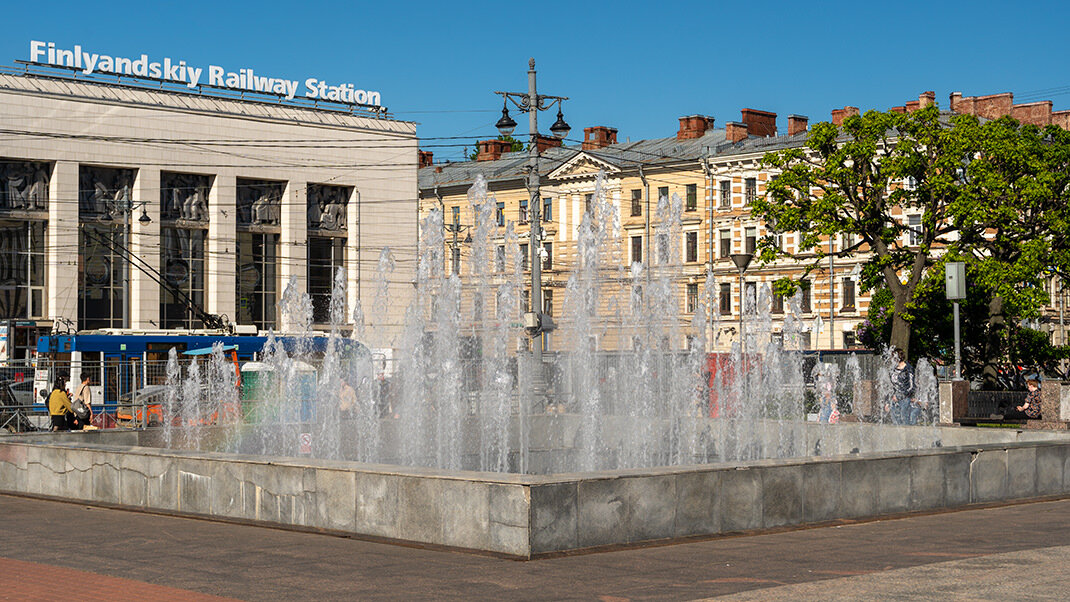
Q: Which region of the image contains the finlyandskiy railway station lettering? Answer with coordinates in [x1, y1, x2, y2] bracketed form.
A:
[29, 40, 381, 106]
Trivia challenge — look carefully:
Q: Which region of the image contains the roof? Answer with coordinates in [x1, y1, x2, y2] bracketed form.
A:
[0, 66, 416, 136]
[419, 127, 814, 190]
[418, 109, 979, 191]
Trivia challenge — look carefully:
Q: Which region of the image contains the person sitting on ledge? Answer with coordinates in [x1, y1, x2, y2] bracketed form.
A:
[47, 382, 73, 431]
[1016, 378, 1042, 419]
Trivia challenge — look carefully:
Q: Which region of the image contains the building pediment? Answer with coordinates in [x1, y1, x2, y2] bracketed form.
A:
[548, 152, 620, 181]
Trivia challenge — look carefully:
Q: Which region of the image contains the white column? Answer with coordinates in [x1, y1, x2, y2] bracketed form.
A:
[279, 180, 307, 331]
[129, 168, 160, 329]
[207, 174, 237, 323]
[48, 161, 79, 326]
[346, 187, 360, 330]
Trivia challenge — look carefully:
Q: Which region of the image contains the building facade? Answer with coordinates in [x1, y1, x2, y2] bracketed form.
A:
[0, 66, 417, 359]
[418, 91, 1070, 354]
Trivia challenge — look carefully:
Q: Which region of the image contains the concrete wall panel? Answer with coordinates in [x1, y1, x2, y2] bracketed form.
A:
[3, 436, 1070, 559]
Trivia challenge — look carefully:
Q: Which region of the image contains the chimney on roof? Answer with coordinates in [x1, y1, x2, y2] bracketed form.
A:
[787, 114, 808, 136]
[476, 139, 512, 161]
[725, 121, 749, 143]
[434, 166, 443, 173]
[534, 133, 563, 153]
[831, 106, 860, 126]
[918, 91, 936, 109]
[583, 126, 618, 150]
[949, 92, 962, 112]
[677, 115, 714, 140]
[741, 108, 777, 137]
[1011, 100, 1053, 126]
[418, 150, 433, 169]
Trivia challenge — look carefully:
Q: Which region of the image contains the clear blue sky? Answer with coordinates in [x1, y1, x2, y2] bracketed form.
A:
[4, 0, 1068, 162]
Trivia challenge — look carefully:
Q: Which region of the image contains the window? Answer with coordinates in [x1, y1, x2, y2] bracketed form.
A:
[772, 291, 784, 314]
[842, 278, 856, 311]
[308, 236, 346, 324]
[521, 288, 530, 313]
[631, 236, 643, 264]
[451, 246, 461, 275]
[685, 231, 698, 263]
[686, 283, 698, 313]
[630, 189, 642, 216]
[542, 242, 553, 270]
[685, 184, 697, 211]
[720, 180, 731, 208]
[496, 202, 505, 227]
[0, 220, 46, 320]
[519, 243, 528, 271]
[800, 281, 812, 313]
[543, 196, 552, 222]
[472, 293, 484, 318]
[844, 331, 859, 349]
[584, 193, 593, 215]
[451, 206, 460, 226]
[745, 281, 756, 314]
[495, 245, 505, 273]
[745, 227, 757, 254]
[658, 186, 669, 202]
[840, 232, 856, 251]
[800, 331, 812, 350]
[745, 178, 757, 204]
[543, 289, 553, 316]
[161, 227, 206, 329]
[657, 232, 670, 264]
[79, 224, 127, 330]
[719, 229, 731, 258]
[236, 232, 278, 330]
[719, 283, 732, 315]
[519, 199, 528, 224]
[908, 214, 921, 246]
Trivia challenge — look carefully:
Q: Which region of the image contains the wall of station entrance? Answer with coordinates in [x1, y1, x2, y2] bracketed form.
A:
[0, 71, 417, 357]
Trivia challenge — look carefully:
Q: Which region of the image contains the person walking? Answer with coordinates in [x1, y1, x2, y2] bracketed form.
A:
[72, 373, 94, 427]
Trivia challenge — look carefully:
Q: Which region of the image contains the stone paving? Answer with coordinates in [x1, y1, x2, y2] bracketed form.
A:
[1, 493, 1067, 600]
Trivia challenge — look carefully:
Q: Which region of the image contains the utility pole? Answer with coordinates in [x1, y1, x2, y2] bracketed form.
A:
[494, 58, 570, 404]
[829, 237, 835, 350]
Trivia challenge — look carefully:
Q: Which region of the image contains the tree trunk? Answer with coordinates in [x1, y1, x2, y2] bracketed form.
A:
[889, 292, 912, 358]
[982, 296, 1004, 390]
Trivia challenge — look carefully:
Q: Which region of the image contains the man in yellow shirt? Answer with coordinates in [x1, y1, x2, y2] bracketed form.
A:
[47, 382, 72, 431]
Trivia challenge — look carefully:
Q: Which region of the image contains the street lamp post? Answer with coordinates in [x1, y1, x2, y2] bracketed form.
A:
[495, 58, 570, 403]
[730, 252, 753, 354]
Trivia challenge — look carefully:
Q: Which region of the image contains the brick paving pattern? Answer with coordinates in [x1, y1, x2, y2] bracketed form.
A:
[1, 493, 1067, 600]
[0, 556, 239, 601]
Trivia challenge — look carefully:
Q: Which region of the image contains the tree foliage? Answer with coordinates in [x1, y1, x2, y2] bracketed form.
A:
[948, 117, 1070, 385]
[755, 106, 970, 358]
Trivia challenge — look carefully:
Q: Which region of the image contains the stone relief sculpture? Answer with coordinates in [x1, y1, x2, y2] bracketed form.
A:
[79, 167, 134, 217]
[237, 179, 283, 226]
[161, 172, 210, 221]
[0, 160, 50, 211]
[308, 184, 349, 231]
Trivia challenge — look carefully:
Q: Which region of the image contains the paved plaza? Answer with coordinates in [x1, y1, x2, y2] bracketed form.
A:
[0, 493, 1067, 600]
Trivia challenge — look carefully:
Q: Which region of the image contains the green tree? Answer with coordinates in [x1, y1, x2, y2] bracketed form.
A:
[857, 261, 991, 380]
[465, 135, 525, 161]
[755, 106, 972, 358]
[950, 116, 1070, 386]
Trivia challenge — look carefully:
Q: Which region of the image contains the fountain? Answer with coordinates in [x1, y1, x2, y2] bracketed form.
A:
[4, 171, 1069, 558]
